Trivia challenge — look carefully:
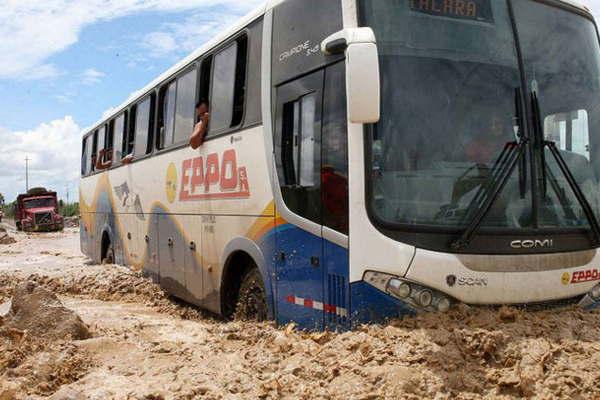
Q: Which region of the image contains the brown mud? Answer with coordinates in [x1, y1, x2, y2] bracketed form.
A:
[0, 228, 599, 399]
[0, 227, 16, 246]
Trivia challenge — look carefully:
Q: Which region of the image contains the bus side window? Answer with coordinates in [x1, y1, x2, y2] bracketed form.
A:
[105, 122, 114, 162]
[199, 56, 212, 107]
[173, 67, 198, 144]
[113, 112, 126, 162]
[209, 34, 248, 135]
[126, 105, 137, 156]
[322, 62, 349, 235]
[91, 129, 99, 172]
[133, 95, 156, 157]
[97, 125, 106, 158]
[157, 81, 176, 150]
[81, 137, 88, 176]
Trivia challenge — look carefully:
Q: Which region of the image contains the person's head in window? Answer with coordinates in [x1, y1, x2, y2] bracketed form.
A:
[190, 99, 210, 150]
[196, 99, 210, 123]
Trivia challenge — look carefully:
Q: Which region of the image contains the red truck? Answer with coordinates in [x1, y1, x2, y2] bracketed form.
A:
[15, 188, 64, 232]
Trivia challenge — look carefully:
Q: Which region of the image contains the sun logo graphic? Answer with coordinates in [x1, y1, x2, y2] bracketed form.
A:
[561, 272, 570, 286]
[166, 163, 178, 204]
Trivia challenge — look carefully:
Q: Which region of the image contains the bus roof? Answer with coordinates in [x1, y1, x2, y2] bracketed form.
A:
[83, 0, 593, 137]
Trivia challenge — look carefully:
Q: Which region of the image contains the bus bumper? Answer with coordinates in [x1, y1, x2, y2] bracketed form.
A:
[356, 270, 600, 323]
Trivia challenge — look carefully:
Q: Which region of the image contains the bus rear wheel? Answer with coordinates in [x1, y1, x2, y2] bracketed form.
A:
[235, 268, 268, 322]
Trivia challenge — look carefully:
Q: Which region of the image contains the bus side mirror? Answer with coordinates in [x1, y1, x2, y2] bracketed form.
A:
[322, 28, 380, 124]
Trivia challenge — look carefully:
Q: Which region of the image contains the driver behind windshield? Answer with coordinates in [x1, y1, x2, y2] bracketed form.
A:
[445, 112, 526, 225]
[464, 114, 507, 165]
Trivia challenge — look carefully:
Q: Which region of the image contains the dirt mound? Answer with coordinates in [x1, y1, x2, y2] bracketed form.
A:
[0, 330, 92, 398]
[0, 283, 93, 399]
[3, 281, 90, 340]
[0, 231, 15, 245]
[63, 217, 79, 228]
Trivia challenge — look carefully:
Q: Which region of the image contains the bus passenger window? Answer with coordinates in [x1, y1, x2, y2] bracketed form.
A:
[199, 57, 212, 111]
[81, 137, 88, 176]
[91, 130, 98, 172]
[113, 113, 126, 162]
[133, 95, 155, 157]
[232, 35, 248, 127]
[209, 35, 248, 134]
[106, 121, 114, 160]
[126, 106, 136, 157]
[157, 81, 176, 150]
[95, 123, 114, 170]
[97, 126, 106, 158]
[173, 68, 198, 144]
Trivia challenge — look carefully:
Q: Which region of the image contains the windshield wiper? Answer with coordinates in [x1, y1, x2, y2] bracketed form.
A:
[452, 89, 528, 251]
[530, 91, 600, 245]
[451, 139, 528, 250]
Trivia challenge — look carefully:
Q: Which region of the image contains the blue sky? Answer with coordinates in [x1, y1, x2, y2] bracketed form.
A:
[0, 0, 262, 204]
[0, 0, 599, 204]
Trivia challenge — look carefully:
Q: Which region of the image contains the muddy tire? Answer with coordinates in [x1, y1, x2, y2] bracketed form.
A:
[235, 268, 268, 322]
[16, 221, 22, 231]
[102, 243, 115, 265]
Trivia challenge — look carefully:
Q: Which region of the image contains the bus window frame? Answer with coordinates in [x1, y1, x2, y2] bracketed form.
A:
[81, 135, 89, 176]
[171, 64, 200, 149]
[111, 111, 127, 167]
[156, 79, 178, 152]
[131, 93, 156, 162]
[204, 30, 250, 140]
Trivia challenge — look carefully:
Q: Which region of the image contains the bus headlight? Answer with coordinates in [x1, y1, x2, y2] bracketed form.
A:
[437, 297, 451, 313]
[388, 279, 411, 298]
[364, 271, 453, 313]
[418, 290, 433, 307]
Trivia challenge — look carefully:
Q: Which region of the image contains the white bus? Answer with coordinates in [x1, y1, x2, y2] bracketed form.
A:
[80, 0, 600, 330]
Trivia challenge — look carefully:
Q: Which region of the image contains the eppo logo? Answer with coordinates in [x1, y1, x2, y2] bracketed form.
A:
[562, 269, 600, 285]
[180, 149, 250, 201]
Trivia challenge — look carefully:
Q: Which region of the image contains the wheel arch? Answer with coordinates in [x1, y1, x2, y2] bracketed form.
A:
[220, 237, 274, 320]
[99, 224, 114, 262]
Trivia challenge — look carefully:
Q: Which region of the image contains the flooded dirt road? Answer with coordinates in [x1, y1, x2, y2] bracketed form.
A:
[1, 228, 600, 399]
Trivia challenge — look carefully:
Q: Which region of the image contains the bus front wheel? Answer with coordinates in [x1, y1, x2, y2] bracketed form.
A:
[235, 268, 268, 322]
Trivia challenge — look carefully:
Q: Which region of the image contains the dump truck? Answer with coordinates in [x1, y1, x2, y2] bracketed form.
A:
[15, 188, 63, 232]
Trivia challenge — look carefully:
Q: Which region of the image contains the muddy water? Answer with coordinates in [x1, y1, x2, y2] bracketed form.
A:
[1, 229, 599, 399]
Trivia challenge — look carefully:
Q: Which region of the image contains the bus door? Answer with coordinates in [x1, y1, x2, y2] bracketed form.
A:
[274, 70, 325, 330]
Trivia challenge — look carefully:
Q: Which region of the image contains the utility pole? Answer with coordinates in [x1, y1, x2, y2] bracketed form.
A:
[25, 156, 30, 192]
[66, 183, 69, 205]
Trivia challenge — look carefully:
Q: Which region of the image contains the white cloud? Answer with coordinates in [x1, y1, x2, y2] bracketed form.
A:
[0, 0, 263, 81]
[19, 64, 62, 81]
[142, 32, 179, 57]
[81, 68, 106, 85]
[0, 117, 82, 203]
[140, 10, 239, 58]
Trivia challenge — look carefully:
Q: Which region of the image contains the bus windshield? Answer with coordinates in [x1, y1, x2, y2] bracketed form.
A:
[360, 0, 600, 231]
